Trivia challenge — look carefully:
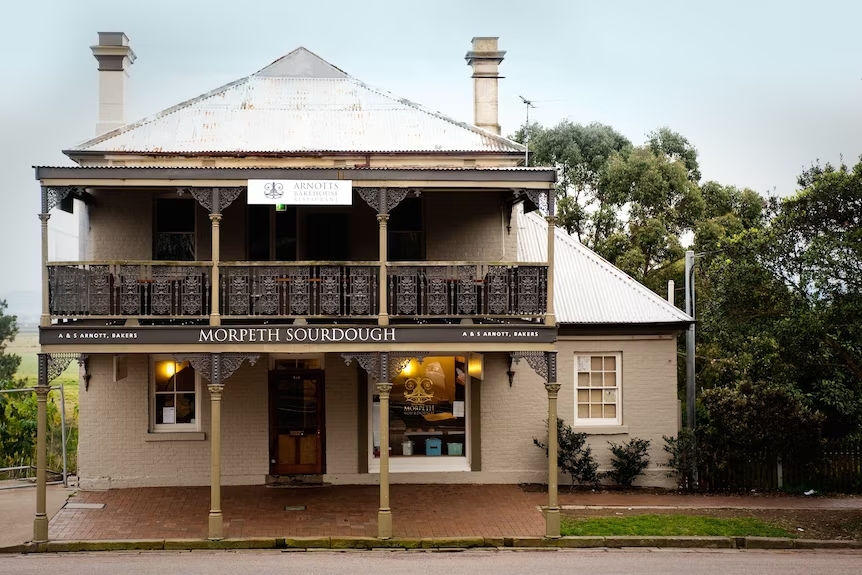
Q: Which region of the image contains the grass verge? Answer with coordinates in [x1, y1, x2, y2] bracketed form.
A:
[561, 514, 791, 538]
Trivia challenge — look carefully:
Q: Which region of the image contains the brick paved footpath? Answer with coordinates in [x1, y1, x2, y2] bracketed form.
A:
[48, 484, 862, 541]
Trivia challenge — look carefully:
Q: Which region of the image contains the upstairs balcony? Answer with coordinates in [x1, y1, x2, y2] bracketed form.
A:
[47, 260, 548, 323]
[35, 167, 558, 328]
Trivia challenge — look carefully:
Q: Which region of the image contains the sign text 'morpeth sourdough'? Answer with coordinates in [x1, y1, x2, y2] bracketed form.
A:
[40, 325, 557, 345]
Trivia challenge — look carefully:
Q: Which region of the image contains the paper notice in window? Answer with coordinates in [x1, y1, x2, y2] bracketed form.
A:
[163, 407, 175, 424]
[453, 401, 465, 418]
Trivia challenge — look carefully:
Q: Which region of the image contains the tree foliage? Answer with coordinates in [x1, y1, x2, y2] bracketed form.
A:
[0, 300, 20, 383]
[516, 114, 862, 475]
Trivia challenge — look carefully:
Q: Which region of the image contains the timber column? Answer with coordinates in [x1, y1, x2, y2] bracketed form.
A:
[544, 351, 561, 538]
[209, 213, 222, 326]
[33, 354, 50, 542]
[208, 372, 225, 540]
[39, 213, 50, 327]
[358, 188, 410, 326]
[173, 352, 258, 541]
[545, 191, 557, 326]
[377, 352, 393, 538]
[377, 214, 389, 326]
[176, 187, 245, 326]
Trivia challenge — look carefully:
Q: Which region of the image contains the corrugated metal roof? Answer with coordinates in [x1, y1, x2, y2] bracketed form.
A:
[516, 207, 692, 325]
[35, 165, 550, 171]
[68, 48, 526, 156]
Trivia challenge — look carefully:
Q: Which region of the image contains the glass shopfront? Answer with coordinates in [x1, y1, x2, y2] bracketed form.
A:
[371, 356, 469, 472]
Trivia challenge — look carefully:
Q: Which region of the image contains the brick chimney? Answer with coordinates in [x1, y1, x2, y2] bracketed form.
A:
[465, 37, 505, 135]
[90, 32, 135, 136]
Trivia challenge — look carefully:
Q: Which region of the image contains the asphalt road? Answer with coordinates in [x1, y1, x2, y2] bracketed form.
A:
[1, 549, 861, 575]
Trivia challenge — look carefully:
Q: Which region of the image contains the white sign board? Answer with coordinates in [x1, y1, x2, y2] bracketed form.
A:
[247, 180, 352, 205]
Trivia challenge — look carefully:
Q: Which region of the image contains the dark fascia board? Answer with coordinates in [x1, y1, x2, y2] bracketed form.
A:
[35, 166, 556, 183]
[558, 321, 692, 337]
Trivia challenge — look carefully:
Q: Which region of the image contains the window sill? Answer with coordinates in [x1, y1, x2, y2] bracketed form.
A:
[145, 432, 206, 442]
[573, 425, 629, 435]
[369, 456, 470, 473]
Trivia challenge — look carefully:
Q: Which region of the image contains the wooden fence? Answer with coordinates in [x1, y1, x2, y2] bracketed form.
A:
[699, 438, 862, 493]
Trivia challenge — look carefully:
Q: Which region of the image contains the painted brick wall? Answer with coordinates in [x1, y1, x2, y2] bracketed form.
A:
[425, 192, 517, 262]
[323, 353, 360, 474]
[76, 338, 678, 488]
[87, 190, 153, 260]
[77, 354, 268, 489]
[85, 191, 518, 263]
[555, 337, 679, 487]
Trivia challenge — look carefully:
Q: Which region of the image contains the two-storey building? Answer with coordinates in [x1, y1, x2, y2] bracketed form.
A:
[30, 34, 691, 542]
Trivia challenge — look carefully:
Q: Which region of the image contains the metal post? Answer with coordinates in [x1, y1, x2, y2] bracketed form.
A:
[684, 250, 695, 431]
[545, 352, 561, 538]
[377, 213, 389, 326]
[209, 188, 222, 327]
[208, 354, 224, 540]
[39, 212, 51, 327]
[59, 382, 68, 488]
[376, 352, 393, 539]
[33, 354, 50, 543]
[545, 191, 557, 326]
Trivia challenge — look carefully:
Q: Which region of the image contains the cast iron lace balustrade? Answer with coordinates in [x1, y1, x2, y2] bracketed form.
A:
[47, 262, 211, 318]
[219, 263, 379, 318]
[386, 263, 548, 318]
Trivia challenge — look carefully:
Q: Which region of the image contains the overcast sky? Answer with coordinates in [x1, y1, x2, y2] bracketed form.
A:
[1, 0, 860, 298]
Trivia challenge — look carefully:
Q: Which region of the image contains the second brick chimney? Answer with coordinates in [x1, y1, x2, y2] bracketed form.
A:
[90, 32, 136, 136]
[465, 37, 505, 135]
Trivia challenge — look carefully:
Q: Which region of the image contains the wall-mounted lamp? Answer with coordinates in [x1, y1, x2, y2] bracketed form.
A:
[79, 355, 91, 391]
[507, 354, 517, 387]
[467, 353, 484, 380]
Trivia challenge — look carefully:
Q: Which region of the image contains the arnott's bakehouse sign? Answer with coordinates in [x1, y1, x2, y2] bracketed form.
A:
[40, 325, 557, 345]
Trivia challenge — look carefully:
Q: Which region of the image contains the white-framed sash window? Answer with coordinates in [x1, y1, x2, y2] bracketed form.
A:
[150, 355, 201, 432]
[575, 353, 622, 426]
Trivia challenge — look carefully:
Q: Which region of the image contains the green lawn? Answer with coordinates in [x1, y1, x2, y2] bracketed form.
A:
[6, 330, 79, 411]
[560, 515, 791, 538]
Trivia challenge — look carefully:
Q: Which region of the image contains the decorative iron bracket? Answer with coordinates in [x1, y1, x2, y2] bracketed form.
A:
[38, 353, 86, 385]
[42, 187, 87, 213]
[515, 189, 555, 218]
[176, 187, 245, 214]
[173, 353, 260, 383]
[357, 187, 417, 215]
[510, 351, 556, 384]
[342, 352, 429, 381]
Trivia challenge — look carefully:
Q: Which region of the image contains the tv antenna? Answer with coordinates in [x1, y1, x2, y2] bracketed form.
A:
[519, 96, 536, 166]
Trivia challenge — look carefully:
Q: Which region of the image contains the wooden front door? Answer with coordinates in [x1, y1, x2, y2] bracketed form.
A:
[269, 371, 325, 475]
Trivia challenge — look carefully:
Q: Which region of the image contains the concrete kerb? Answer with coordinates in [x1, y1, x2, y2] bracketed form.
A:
[2, 536, 862, 553]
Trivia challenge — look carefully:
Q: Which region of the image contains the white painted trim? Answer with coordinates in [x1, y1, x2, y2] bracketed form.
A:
[366, 354, 472, 474]
[573, 351, 623, 427]
[149, 354, 202, 433]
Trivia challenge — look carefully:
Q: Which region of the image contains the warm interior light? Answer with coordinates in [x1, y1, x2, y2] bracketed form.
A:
[468, 353, 484, 380]
[401, 359, 418, 377]
[163, 361, 176, 378]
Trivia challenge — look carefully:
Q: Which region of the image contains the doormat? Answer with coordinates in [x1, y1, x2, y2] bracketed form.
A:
[284, 505, 306, 511]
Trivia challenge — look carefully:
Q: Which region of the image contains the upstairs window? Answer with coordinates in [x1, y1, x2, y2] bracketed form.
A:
[388, 197, 423, 261]
[155, 198, 196, 261]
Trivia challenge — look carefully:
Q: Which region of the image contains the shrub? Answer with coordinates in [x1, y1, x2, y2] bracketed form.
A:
[606, 437, 651, 486]
[534, 418, 601, 488]
[663, 428, 700, 490]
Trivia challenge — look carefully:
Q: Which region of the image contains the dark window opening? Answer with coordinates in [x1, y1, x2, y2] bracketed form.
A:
[155, 198, 196, 261]
[305, 213, 349, 261]
[388, 197, 424, 261]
